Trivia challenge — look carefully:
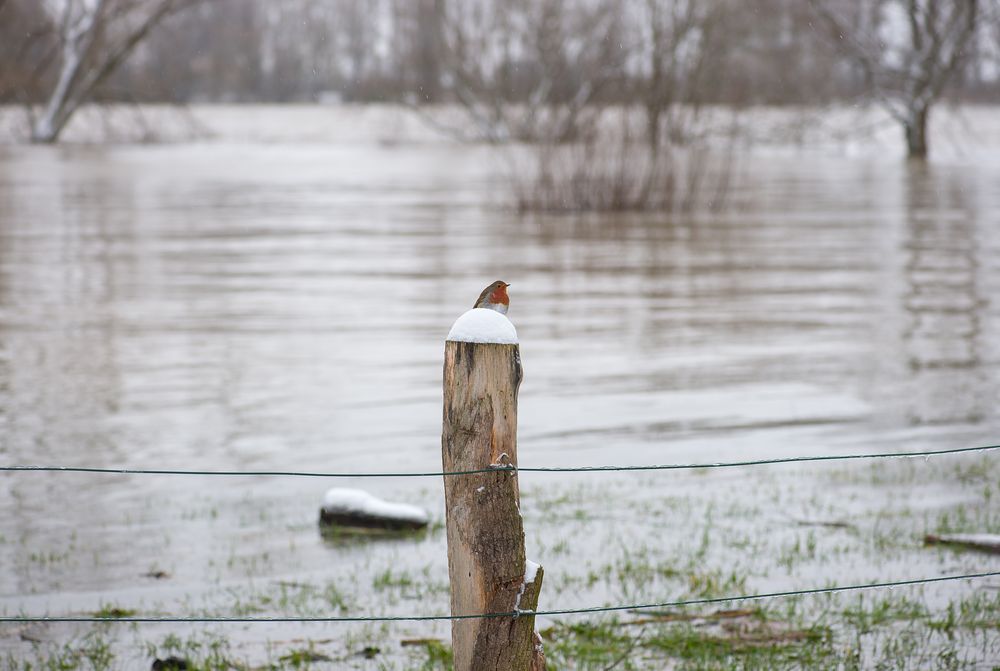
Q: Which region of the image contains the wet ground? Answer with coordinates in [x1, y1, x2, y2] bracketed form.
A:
[0, 106, 998, 668]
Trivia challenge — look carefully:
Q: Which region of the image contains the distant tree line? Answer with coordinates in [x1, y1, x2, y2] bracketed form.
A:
[1, 0, 998, 156]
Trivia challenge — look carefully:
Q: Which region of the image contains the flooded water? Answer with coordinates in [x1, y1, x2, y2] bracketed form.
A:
[0, 106, 998, 666]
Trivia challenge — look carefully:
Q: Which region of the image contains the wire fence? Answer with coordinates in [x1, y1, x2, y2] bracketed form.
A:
[2, 571, 998, 624]
[2, 443, 997, 479]
[2, 441, 997, 627]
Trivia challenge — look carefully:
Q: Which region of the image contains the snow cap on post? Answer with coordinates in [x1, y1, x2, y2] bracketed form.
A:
[446, 308, 518, 344]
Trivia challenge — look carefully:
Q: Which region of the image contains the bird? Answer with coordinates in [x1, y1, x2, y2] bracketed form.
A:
[473, 281, 510, 314]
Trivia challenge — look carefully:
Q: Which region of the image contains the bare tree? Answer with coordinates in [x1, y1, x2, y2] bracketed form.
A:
[810, 0, 979, 159]
[638, 0, 708, 149]
[428, 0, 627, 143]
[28, 0, 201, 143]
[389, 0, 446, 102]
[340, 0, 374, 97]
[0, 0, 57, 106]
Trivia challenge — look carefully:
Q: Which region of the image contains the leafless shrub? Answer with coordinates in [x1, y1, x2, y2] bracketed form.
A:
[510, 107, 743, 213]
[441, 0, 747, 213]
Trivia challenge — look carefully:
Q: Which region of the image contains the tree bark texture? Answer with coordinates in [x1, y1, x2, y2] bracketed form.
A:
[905, 105, 929, 159]
[442, 341, 545, 671]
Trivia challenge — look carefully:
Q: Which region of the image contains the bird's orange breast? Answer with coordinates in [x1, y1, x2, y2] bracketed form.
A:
[491, 285, 509, 304]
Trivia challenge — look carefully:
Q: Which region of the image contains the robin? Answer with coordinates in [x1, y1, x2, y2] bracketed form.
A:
[473, 281, 510, 315]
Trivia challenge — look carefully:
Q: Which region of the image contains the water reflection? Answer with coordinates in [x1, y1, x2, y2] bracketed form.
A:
[900, 163, 989, 425]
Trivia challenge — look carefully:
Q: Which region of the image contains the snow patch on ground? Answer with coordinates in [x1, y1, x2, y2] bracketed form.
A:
[320, 488, 428, 525]
[446, 308, 518, 344]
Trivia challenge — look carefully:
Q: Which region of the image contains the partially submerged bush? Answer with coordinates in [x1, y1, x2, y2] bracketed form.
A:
[510, 107, 742, 213]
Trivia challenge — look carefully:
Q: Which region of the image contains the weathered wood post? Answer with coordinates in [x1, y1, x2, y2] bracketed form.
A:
[442, 309, 545, 671]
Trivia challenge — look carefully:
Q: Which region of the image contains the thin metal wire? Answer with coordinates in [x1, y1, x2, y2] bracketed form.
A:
[2, 570, 996, 624]
[1, 444, 996, 479]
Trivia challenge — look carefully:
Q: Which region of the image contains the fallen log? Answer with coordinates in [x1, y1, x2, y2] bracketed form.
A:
[924, 533, 1000, 555]
[318, 488, 429, 531]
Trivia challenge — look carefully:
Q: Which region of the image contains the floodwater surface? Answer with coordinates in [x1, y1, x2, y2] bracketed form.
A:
[0, 107, 998, 666]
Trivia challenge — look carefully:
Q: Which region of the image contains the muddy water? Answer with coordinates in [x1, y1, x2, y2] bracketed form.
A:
[0, 109, 998, 661]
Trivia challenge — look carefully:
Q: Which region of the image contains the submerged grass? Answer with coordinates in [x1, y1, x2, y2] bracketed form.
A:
[541, 612, 834, 670]
[539, 587, 999, 671]
[2, 454, 998, 669]
[90, 605, 139, 619]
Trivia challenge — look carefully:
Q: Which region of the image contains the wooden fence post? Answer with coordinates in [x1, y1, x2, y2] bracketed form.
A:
[442, 339, 545, 671]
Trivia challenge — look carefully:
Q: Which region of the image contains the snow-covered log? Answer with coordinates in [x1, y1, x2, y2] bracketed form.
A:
[319, 488, 429, 531]
[924, 533, 1000, 555]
